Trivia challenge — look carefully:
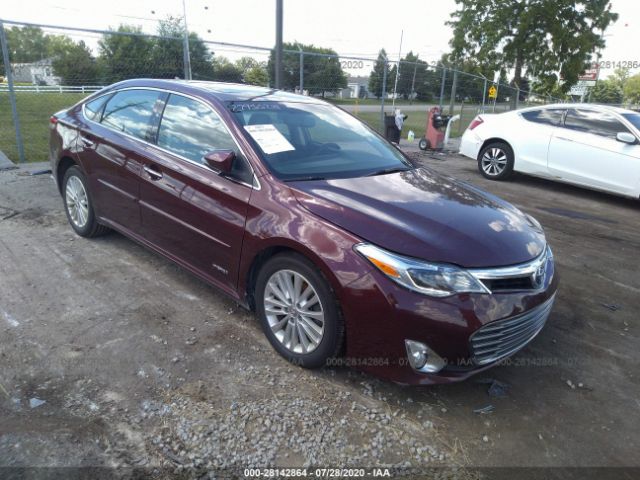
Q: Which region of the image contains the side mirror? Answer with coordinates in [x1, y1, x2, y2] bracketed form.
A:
[616, 132, 637, 145]
[204, 150, 235, 173]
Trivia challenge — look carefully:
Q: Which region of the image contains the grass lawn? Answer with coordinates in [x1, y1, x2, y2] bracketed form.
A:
[0, 92, 85, 163]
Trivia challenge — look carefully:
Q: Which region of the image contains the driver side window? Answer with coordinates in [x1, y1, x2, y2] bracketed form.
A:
[564, 109, 629, 140]
[157, 94, 253, 184]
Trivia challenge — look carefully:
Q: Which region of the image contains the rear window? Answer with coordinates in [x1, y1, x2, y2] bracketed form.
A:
[521, 109, 564, 126]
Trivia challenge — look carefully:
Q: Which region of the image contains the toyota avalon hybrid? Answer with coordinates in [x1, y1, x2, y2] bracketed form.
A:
[50, 79, 557, 385]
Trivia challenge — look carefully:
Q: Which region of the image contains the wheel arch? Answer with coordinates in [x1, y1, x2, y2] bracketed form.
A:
[478, 137, 514, 161]
[56, 156, 78, 195]
[243, 240, 345, 312]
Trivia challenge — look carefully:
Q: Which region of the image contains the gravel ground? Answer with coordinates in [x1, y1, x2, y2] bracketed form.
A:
[1, 153, 639, 479]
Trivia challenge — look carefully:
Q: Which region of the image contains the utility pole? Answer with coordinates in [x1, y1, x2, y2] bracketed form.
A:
[275, 0, 283, 89]
[380, 56, 388, 131]
[182, 0, 192, 80]
[298, 46, 304, 94]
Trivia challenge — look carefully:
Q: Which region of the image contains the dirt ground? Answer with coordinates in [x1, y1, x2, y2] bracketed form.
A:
[1, 151, 639, 479]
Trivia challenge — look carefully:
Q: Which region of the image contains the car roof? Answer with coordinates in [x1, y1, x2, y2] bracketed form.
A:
[103, 78, 328, 105]
[518, 103, 639, 115]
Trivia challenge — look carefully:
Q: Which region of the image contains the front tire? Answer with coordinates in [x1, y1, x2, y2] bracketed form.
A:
[418, 137, 429, 150]
[478, 142, 514, 180]
[62, 166, 109, 237]
[255, 253, 344, 369]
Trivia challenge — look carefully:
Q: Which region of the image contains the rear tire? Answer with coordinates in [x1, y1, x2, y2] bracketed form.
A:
[255, 253, 344, 369]
[418, 137, 429, 150]
[62, 166, 110, 238]
[477, 141, 514, 180]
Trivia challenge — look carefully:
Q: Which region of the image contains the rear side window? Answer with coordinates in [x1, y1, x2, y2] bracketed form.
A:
[564, 109, 629, 139]
[521, 109, 564, 126]
[101, 89, 163, 141]
[83, 94, 111, 122]
[157, 94, 237, 162]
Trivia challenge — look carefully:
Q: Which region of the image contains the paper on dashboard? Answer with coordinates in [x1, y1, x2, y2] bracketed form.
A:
[244, 124, 295, 154]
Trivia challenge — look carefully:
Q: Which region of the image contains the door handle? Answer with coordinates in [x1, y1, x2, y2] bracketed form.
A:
[80, 136, 94, 147]
[143, 164, 163, 180]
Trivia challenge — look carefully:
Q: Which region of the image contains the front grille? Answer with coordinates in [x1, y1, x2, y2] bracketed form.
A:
[470, 295, 555, 365]
[481, 276, 535, 292]
[469, 247, 553, 294]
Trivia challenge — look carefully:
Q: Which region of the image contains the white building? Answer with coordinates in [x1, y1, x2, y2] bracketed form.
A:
[12, 58, 60, 85]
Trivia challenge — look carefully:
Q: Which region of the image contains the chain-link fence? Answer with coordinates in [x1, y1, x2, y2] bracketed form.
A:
[1, 19, 563, 164]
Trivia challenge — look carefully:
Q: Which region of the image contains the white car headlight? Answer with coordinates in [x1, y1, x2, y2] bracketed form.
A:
[354, 243, 488, 297]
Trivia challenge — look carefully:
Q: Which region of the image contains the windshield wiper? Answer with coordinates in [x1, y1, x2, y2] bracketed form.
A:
[285, 175, 327, 182]
[366, 167, 410, 177]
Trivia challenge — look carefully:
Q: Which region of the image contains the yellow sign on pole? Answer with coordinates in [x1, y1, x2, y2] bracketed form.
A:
[488, 85, 498, 99]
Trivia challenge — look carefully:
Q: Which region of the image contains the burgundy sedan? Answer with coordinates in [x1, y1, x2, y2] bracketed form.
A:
[49, 79, 557, 385]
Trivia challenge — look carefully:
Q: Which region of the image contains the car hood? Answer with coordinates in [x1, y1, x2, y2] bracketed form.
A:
[289, 167, 546, 268]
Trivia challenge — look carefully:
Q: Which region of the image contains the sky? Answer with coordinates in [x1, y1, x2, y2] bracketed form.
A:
[3, 0, 639, 79]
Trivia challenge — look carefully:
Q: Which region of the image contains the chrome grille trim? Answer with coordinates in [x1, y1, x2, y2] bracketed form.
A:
[469, 246, 552, 293]
[470, 294, 556, 365]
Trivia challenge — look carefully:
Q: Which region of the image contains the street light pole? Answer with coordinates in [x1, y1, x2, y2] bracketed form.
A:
[182, 0, 192, 80]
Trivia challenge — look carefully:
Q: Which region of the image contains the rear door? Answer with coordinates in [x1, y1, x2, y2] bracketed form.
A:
[139, 93, 254, 293]
[548, 108, 640, 195]
[516, 108, 565, 175]
[77, 89, 166, 233]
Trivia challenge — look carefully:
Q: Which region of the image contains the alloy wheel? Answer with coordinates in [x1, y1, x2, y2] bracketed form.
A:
[65, 176, 89, 228]
[263, 269, 325, 354]
[481, 147, 508, 176]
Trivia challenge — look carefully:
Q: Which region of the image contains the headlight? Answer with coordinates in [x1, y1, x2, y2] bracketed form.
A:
[354, 243, 488, 297]
[525, 213, 543, 232]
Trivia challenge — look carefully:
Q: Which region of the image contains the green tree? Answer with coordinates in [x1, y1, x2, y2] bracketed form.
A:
[608, 67, 630, 90]
[212, 56, 243, 83]
[368, 49, 389, 99]
[3, 26, 50, 63]
[235, 57, 269, 86]
[98, 25, 157, 81]
[151, 17, 214, 80]
[623, 74, 640, 105]
[448, 0, 618, 97]
[268, 42, 347, 96]
[589, 79, 623, 103]
[51, 40, 101, 85]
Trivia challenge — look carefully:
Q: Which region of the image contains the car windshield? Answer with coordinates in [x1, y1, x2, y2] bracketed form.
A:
[228, 101, 413, 181]
[621, 113, 640, 131]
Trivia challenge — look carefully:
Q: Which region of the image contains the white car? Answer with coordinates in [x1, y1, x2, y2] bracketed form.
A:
[459, 104, 640, 198]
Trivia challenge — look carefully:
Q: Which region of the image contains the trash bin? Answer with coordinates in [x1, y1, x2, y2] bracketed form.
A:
[384, 114, 400, 143]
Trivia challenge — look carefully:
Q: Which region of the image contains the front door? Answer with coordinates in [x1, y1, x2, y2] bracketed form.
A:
[139, 93, 254, 293]
[548, 108, 640, 196]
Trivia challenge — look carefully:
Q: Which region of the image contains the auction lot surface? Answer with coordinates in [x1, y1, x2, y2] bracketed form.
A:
[1, 152, 639, 478]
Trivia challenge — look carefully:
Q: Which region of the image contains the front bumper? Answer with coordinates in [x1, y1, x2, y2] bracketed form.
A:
[339, 261, 558, 385]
